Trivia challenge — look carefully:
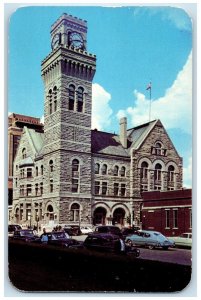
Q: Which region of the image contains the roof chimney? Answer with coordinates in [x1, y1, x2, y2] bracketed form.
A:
[119, 117, 127, 148]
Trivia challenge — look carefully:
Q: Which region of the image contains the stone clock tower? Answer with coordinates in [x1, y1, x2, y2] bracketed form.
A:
[41, 14, 96, 224]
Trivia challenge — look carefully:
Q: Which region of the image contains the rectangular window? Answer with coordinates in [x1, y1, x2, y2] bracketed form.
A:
[50, 180, 53, 193]
[72, 179, 79, 193]
[114, 183, 119, 196]
[189, 209, 192, 229]
[173, 209, 178, 228]
[40, 183, 43, 195]
[95, 181, 100, 195]
[102, 182, 107, 195]
[120, 183, 126, 196]
[165, 210, 170, 228]
[27, 184, 32, 196]
[27, 168, 32, 178]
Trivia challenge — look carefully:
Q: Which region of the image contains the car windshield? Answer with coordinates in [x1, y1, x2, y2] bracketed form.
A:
[20, 230, 34, 236]
[52, 232, 67, 239]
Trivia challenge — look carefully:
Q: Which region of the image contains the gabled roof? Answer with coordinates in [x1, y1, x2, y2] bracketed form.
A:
[24, 127, 44, 155]
[91, 130, 129, 157]
[127, 119, 158, 151]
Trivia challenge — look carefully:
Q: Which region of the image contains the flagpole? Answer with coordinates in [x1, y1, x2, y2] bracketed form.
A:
[149, 86, 151, 122]
[146, 82, 152, 122]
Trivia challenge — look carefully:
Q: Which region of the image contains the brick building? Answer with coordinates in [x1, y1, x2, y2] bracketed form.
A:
[10, 13, 183, 229]
[141, 189, 192, 236]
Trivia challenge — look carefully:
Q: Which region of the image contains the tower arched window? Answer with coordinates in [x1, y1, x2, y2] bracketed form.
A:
[69, 84, 75, 111]
[49, 160, 54, 172]
[22, 148, 26, 159]
[154, 163, 162, 181]
[72, 159, 80, 193]
[70, 203, 80, 221]
[53, 86, 57, 112]
[168, 165, 175, 182]
[48, 89, 53, 114]
[101, 164, 107, 175]
[77, 87, 84, 112]
[140, 162, 148, 179]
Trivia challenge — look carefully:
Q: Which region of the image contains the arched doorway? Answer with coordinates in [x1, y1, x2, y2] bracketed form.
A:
[46, 204, 54, 222]
[113, 208, 125, 226]
[93, 207, 107, 225]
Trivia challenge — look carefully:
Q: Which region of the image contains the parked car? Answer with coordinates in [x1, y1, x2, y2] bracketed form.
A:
[167, 233, 192, 248]
[83, 233, 140, 257]
[12, 229, 40, 242]
[63, 225, 81, 236]
[121, 227, 140, 239]
[80, 226, 93, 235]
[94, 225, 123, 238]
[8, 224, 22, 237]
[125, 230, 175, 250]
[43, 231, 82, 248]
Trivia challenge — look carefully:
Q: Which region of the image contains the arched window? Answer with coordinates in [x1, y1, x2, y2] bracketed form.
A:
[140, 162, 148, 179]
[114, 165, 119, 176]
[77, 87, 84, 112]
[53, 86, 57, 112]
[41, 165, 44, 175]
[101, 164, 107, 175]
[70, 203, 80, 221]
[154, 163, 162, 181]
[36, 166, 38, 176]
[72, 159, 80, 193]
[120, 166, 126, 177]
[69, 84, 75, 110]
[49, 160, 54, 172]
[22, 148, 26, 159]
[95, 163, 100, 174]
[168, 165, 175, 182]
[48, 89, 53, 114]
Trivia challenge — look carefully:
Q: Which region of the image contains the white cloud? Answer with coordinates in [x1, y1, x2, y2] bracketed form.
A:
[40, 115, 44, 124]
[183, 156, 192, 188]
[92, 83, 113, 130]
[116, 51, 192, 134]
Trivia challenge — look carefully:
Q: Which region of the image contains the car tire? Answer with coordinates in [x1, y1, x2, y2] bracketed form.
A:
[126, 239, 133, 246]
[147, 245, 155, 250]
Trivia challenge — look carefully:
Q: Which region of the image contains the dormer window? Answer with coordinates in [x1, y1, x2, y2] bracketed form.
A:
[151, 141, 167, 156]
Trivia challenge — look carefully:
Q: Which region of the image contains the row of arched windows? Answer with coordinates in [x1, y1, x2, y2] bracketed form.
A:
[68, 84, 84, 112]
[48, 86, 58, 115]
[95, 163, 126, 177]
[140, 161, 176, 182]
[47, 84, 85, 115]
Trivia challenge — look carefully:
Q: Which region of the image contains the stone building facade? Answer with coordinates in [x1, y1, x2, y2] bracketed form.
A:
[11, 13, 183, 229]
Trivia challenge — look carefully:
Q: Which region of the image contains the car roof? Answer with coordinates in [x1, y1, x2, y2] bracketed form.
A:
[87, 233, 120, 239]
[138, 230, 161, 234]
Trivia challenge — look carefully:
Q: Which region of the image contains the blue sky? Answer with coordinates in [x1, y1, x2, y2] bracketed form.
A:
[8, 5, 192, 187]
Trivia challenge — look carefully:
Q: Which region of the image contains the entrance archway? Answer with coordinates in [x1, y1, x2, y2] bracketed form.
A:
[93, 207, 107, 225]
[46, 204, 54, 221]
[113, 207, 125, 226]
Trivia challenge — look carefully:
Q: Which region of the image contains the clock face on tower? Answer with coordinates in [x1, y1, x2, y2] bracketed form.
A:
[69, 32, 84, 49]
[51, 33, 61, 50]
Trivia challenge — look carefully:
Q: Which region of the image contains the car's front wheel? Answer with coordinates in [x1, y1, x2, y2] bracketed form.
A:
[126, 239, 133, 246]
[147, 245, 155, 250]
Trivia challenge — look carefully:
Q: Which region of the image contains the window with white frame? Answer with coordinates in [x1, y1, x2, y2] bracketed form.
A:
[70, 203, 80, 222]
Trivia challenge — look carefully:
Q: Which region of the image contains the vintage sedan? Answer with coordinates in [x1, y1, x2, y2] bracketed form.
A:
[167, 233, 192, 248]
[12, 229, 40, 242]
[125, 230, 175, 250]
[84, 233, 140, 257]
[43, 231, 82, 248]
